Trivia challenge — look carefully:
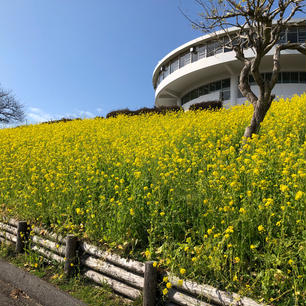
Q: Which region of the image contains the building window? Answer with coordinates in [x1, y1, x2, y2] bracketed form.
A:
[222, 79, 230, 88]
[300, 72, 306, 83]
[236, 70, 306, 99]
[277, 26, 306, 45]
[215, 41, 223, 54]
[221, 89, 230, 100]
[282, 72, 291, 83]
[223, 36, 232, 53]
[287, 27, 298, 43]
[190, 88, 199, 100]
[179, 52, 191, 68]
[247, 71, 305, 84]
[182, 93, 190, 105]
[155, 24, 306, 89]
[265, 73, 272, 81]
[181, 78, 231, 105]
[163, 64, 170, 78]
[278, 30, 286, 43]
[298, 27, 306, 43]
[206, 42, 215, 57]
[191, 49, 198, 62]
[170, 58, 179, 73]
[198, 45, 206, 59]
[199, 85, 209, 96]
[157, 72, 163, 87]
[290, 72, 299, 83]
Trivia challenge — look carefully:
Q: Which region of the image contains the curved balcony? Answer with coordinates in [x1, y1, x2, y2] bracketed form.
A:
[153, 20, 306, 108]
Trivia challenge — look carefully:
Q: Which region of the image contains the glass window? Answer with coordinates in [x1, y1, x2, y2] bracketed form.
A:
[282, 72, 290, 83]
[163, 64, 170, 78]
[298, 27, 306, 43]
[223, 37, 232, 52]
[158, 72, 163, 84]
[170, 58, 179, 73]
[278, 72, 282, 83]
[198, 45, 206, 59]
[215, 81, 222, 90]
[222, 89, 230, 100]
[199, 85, 209, 96]
[265, 73, 272, 81]
[232, 36, 240, 48]
[287, 27, 298, 43]
[209, 82, 216, 92]
[300, 72, 306, 83]
[179, 54, 185, 68]
[290, 72, 299, 83]
[206, 42, 215, 57]
[215, 41, 223, 54]
[190, 89, 199, 100]
[278, 30, 286, 44]
[185, 52, 191, 65]
[179, 52, 191, 68]
[191, 49, 198, 62]
[222, 79, 230, 88]
[182, 93, 190, 105]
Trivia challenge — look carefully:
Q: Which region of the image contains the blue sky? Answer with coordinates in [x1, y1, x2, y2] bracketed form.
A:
[0, 0, 201, 123]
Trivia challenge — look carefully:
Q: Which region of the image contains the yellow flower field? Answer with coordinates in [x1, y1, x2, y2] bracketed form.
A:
[0, 94, 305, 305]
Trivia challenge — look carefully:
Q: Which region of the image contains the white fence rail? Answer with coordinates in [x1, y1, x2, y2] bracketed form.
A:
[0, 218, 267, 306]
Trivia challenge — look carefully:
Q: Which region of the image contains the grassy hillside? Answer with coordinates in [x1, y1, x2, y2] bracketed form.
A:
[0, 95, 305, 305]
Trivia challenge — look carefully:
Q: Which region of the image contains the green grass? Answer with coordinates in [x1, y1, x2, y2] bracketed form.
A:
[0, 242, 140, 306]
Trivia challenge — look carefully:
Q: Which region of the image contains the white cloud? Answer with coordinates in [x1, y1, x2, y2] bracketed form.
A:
[27, 107, 53, 123]
[95, 107, 106, 117]
[28, 107, 43, 113]
[76, 110, 94, 118]
[26, 107, 97, 124]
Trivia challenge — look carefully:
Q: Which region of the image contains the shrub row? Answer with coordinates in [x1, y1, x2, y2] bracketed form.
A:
[37, 101, 223, 125]
[106, 105, 181, 118]
[189, 100, 222, 111]
[106, 101, 222, 118]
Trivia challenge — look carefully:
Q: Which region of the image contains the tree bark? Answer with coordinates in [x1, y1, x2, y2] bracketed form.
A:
[243, 94, 274, 138]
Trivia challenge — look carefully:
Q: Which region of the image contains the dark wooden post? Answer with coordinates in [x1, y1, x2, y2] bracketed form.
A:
[64, 235, 78, 276]
[143, 261, 157, 306]
[16, 221, 28, 253]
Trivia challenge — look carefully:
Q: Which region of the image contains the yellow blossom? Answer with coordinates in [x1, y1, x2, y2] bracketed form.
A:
[239, 207, 246, 214]
[258, 225, 264, 232]
[280, 184, 288, 192]
[295, 191, 303, 200]
[180, 268, 186, 275]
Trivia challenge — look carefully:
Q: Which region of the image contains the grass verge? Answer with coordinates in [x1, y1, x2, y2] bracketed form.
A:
[0, 242, 141, 306]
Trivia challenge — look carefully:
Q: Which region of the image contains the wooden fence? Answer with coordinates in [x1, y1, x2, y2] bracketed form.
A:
[0, 218, 266, 306]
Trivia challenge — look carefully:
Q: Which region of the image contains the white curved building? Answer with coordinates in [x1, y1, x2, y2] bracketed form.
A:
[153, 19, 306, 109]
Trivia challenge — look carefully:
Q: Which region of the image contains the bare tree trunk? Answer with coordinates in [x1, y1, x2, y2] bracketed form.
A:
[243, 94, 274, 138]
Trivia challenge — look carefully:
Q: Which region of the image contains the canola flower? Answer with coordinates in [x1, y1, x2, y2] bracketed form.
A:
[0, 94, 305, 305]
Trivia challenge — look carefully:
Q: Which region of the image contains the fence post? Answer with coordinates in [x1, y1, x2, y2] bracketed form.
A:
[143, 261, 158, 306]
[16, 221, 28, 253]
[64, 235, 78, 277]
